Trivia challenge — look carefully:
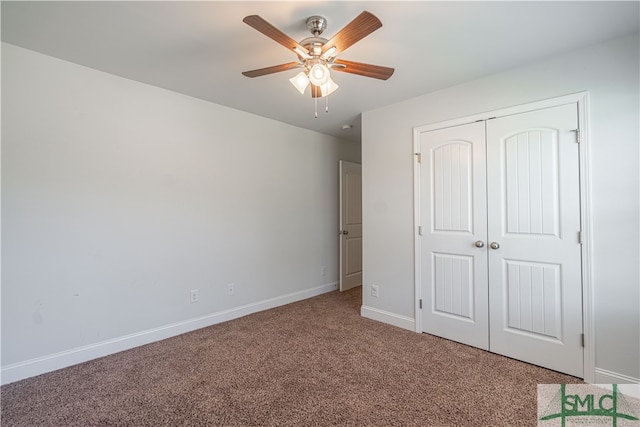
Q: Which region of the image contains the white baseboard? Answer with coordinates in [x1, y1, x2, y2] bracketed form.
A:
[1, 282, 338, 385]
[594, 368, 640, 385]
[593, 368, 640, 398]
[360, 305, 415, 331]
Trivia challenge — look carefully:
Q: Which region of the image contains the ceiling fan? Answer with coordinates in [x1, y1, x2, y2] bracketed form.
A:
[242, 11, 394, 116]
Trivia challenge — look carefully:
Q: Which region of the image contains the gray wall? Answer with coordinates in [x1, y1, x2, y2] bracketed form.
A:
[361, 34, 639, 382]
[1, 43, 360, 383]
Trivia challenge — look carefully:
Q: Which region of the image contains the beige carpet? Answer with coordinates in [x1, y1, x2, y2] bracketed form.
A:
[1, 287, 581, 426]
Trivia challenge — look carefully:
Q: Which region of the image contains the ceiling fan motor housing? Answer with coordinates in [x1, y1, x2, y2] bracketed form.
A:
[298, 38, 326, 58]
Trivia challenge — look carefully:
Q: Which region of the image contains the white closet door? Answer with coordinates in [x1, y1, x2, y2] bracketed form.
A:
[486, 103, 583, 377]
[419, 121, 489, 350]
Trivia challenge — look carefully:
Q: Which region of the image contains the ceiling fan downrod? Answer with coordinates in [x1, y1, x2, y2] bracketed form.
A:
[306, 16, 327, 37]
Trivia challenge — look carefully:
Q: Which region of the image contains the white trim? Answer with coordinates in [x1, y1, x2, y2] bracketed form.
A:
[413, 133, 423, 332]
[576, 93, 595, 384]
[594, 368, 640, 386]
[592, 368, 640, 402]
[1, 282, 338, 385]
[413, 92, 591, 134]
[413, 92, 594, 381]
[594, 383, 640, 400]
[361, 305, 416, 331]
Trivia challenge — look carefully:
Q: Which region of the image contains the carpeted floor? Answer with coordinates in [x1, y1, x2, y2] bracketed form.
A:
[1, 287, 582, 426]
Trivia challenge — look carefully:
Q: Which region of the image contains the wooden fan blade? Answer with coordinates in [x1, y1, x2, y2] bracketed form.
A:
[242, 62, 301, 78]
[243, 15, 307, 53]
[332, 59, 394, 80]
[322, 11, 382, 56]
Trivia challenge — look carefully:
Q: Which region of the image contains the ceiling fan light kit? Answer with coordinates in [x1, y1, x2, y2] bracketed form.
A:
[242, 11, 394, 118]
[320, 77, 339, 97]
[289, 71, 310, 94]
[308, 62, 330, 85]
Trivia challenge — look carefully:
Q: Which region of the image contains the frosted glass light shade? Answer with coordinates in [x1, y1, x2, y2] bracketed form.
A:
[308, 63, 330, 86]
[319, 77, 339, 97]
[289, 71, 309, 95]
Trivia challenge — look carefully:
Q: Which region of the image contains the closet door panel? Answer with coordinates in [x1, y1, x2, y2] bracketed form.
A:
[486, 103, 583, 378]
[419, 121, 489, 350]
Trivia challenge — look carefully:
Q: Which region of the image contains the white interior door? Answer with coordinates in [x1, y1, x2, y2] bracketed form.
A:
[339, 161, 362, 292]
[419, 122, 489, 350]
[486, 104, 583, 377]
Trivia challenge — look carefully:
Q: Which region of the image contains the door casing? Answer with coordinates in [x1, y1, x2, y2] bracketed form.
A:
[340, 160, 363, 292]
[413, 92, 594, 383]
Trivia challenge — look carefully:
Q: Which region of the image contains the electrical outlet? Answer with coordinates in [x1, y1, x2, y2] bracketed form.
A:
[320, 266, 326, 276]
[190, 289, 199, 303]
[227, 283, 235, 296]
[371, 285, 379, 298]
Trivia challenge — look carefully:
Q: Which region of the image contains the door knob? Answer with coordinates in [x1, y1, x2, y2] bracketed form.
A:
[474, 241, 485, 248]
[342, 230, 349, 235]
[490, 242, 500, 250]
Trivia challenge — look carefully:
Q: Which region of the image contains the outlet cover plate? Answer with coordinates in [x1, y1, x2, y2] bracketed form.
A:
[371, 285, 379, 297]
[190, 289, 199, 303]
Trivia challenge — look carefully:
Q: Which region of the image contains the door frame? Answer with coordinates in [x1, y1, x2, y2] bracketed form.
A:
[413, 92, 594, 382]
[339, 160, 363, 292]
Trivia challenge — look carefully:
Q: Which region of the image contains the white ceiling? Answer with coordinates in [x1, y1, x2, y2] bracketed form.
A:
[2, 1, 639, 142]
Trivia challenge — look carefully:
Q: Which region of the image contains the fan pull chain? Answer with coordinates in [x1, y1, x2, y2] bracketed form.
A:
[325, 95, 329, 113]
[314, 96, 318, 118]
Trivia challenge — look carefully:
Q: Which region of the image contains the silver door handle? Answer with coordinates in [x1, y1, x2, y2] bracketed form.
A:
[490, 242, 500, 250]
[474, 241, 485, 248]
[342, 230, 348, 235]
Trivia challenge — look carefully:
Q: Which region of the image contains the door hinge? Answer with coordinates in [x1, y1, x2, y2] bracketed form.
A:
[419, 299, 423, 309]
[581, 333, 585, 347]
[415, 152, 422, 163]
[578, 231, 584, 245]
[418, 226, 422, 236]
[573, 128, 581, 143]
